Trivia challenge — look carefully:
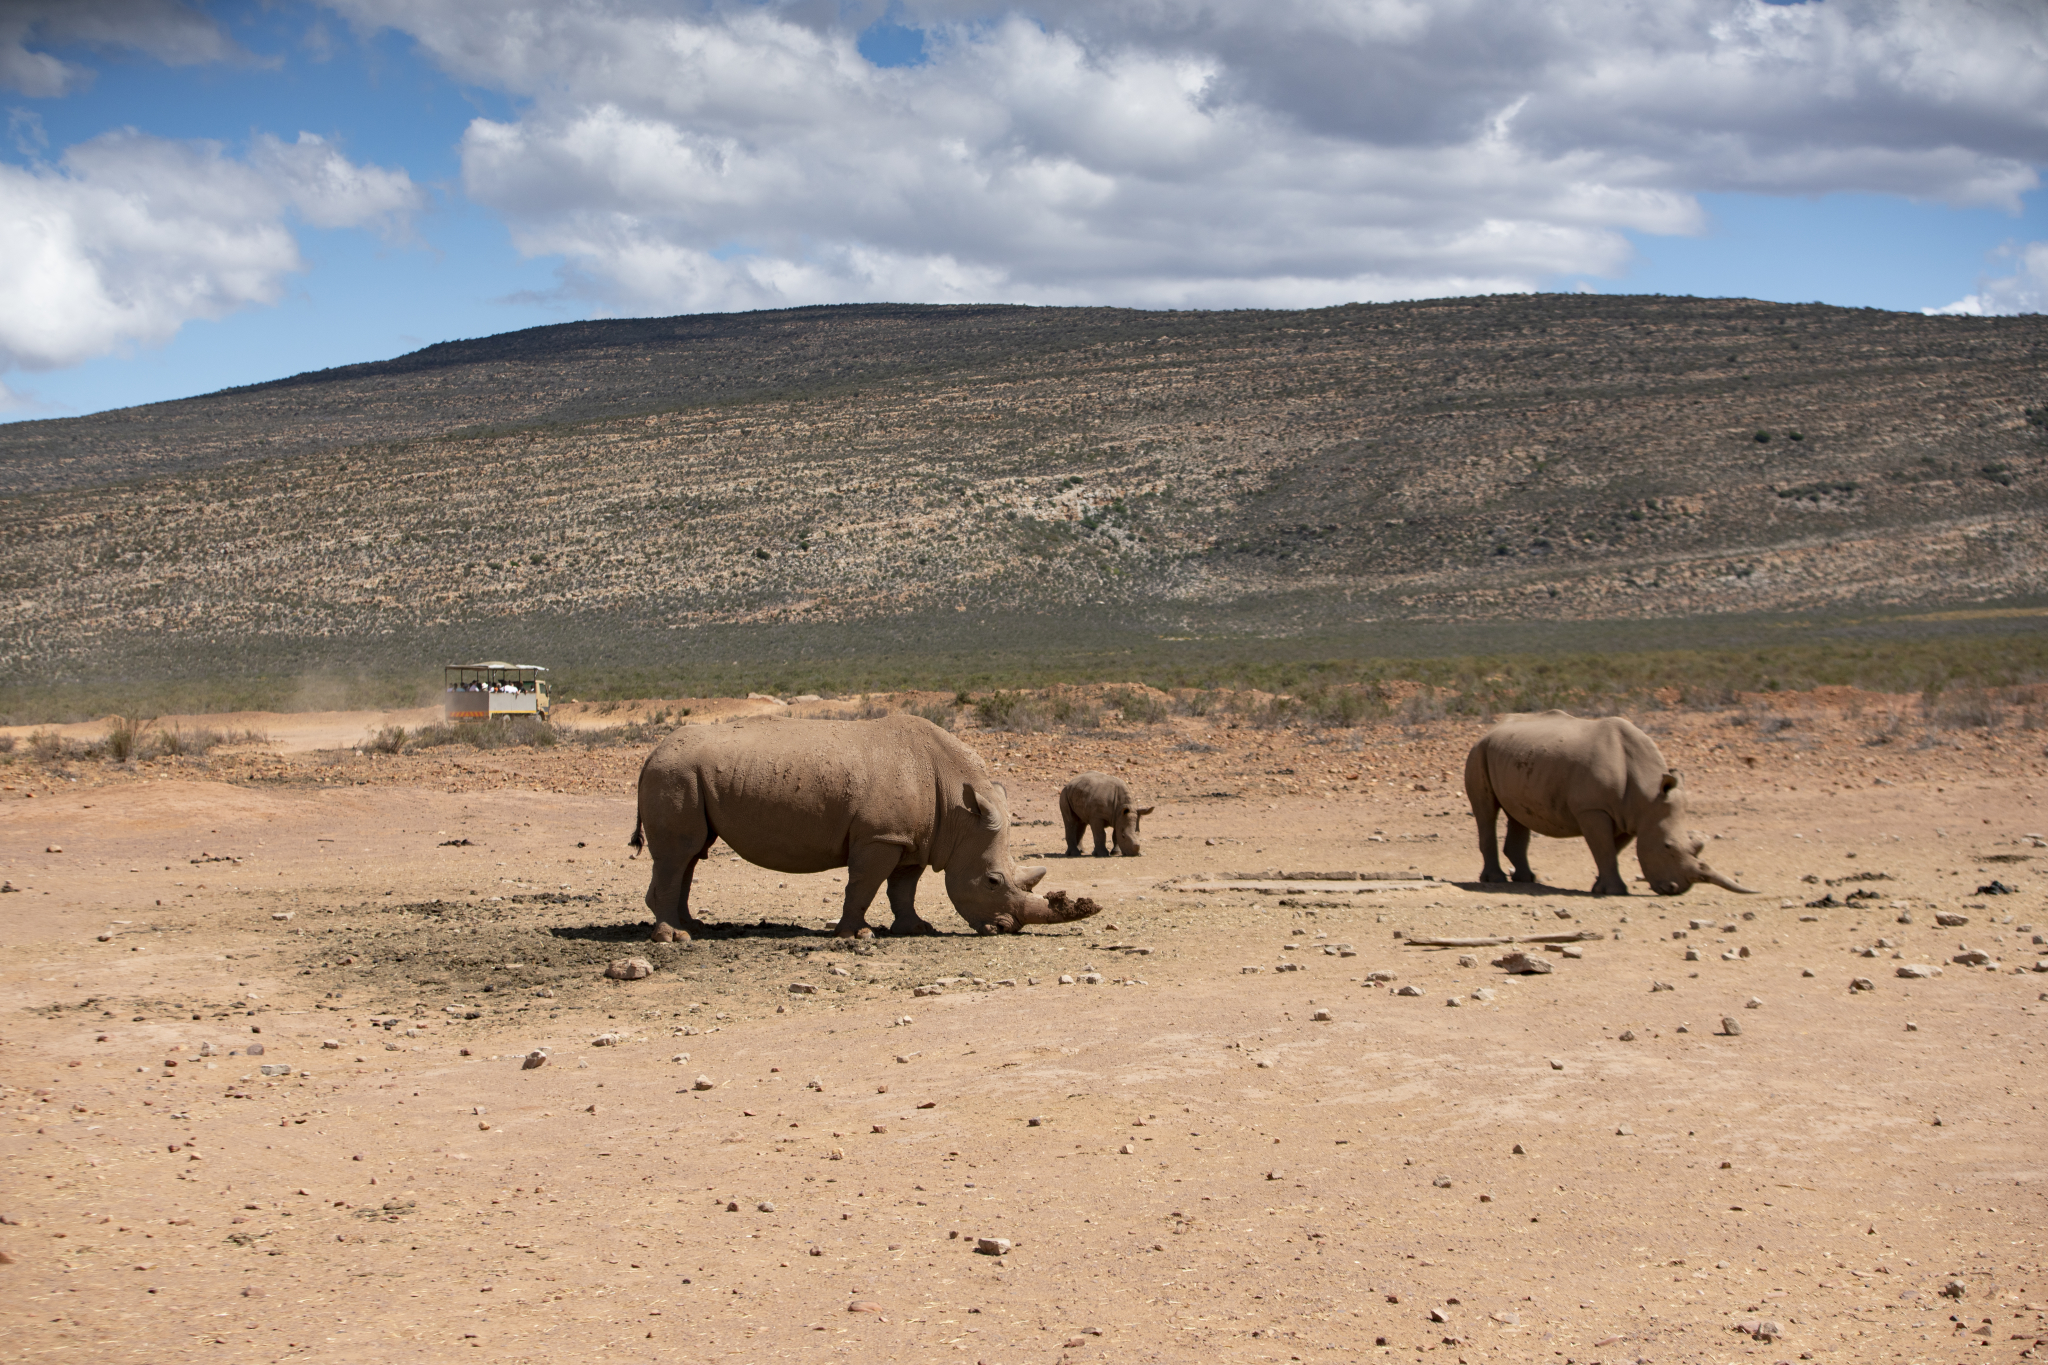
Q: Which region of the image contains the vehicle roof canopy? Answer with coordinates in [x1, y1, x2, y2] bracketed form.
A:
[446, 662, 547, 671]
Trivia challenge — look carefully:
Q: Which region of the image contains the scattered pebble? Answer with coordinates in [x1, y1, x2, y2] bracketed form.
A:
[1492, 951, 1551, 975]
[1456, 954, 1477, 968]
[1394, 984, 1423, 997]
[789, 982, 818, 995]
[1650, 980, 1674, 992]
[1618, 1029, 1636, 1041]
[1849, 977, 1876, 992]
[1719, 1016, 1742, 1036]
[1935, 912, 1970, 927]
[757, 1202, 775, 1213]
[1896, 964, 1941, 979]
[975, 1237, 1011, 1255]
[693, 1075, 716, 1090]
[1744, 997, 1762, 1010]
[1311, 1008, 1332, 1021]
[605, 958, 654, 981]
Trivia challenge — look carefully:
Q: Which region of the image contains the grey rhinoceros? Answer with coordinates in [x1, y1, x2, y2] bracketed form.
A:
[1058, 772, 1153, 856]
[629, 714, 1100, 938]
[1463, 712, 1753, 896]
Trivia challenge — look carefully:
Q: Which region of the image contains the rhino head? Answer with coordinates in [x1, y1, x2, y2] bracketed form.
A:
[945, 783, 1099, 933]
[1112, 802, 1156, 857]
[1638, 771, 1753, 896]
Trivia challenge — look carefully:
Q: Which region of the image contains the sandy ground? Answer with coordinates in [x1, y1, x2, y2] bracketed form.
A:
[2, 695, 2045, 1365]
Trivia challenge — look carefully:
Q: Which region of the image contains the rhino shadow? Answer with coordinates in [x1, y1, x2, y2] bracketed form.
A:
[546, 918, 974, 942]
[1444, 880, 1597, 897]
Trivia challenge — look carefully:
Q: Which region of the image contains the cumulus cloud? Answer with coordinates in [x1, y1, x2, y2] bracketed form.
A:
[0, 130, 424, 382]
[1925, 240, 2048, 316]
[319, 0, 2048, 315]
[0, 0, 236, 97]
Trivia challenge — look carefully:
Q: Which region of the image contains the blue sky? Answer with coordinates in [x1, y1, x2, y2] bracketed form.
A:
[2, 0, 2044, 420]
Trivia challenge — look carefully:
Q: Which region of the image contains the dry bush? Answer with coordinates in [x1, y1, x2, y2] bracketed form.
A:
[103, 718, 150, 762]
[1047, 688, 1100, 729]
[910, 701, 955, 730]
[1923, 687, 2003, 730]
[974, 691, 1048, 733]
[1106, 688, 1169, 725]
[0, 734, 13, 754]
[361, 725, 409, 755]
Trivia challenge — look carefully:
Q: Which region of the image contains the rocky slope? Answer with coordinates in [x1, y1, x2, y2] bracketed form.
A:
[0, 295, 2043, 694]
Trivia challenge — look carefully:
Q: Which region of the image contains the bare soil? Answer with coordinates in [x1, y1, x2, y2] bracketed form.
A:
[2, 698, 2045, 1364]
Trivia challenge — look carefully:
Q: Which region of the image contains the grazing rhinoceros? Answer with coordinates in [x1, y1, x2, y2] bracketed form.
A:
[1058, 772, 1153, 857]
[629, 714, 1100, 938]
[1463, 712, 1753, 897]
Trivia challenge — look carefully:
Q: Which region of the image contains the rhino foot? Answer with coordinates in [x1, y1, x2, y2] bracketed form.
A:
[1478, 868, 1513, 884]
[650, 921, 693, 944]
[886, 917, 942, 937]
[1511, 870, 1537, 883]
[1589, 877, 1630, 897]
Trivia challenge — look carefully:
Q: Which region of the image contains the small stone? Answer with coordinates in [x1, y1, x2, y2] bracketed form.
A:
[1720, 1016, 1742, 1036]
[1456, 954, 1477, 968]
[1650, 980, 1674, 992]
[258, 1063, 290, 1077]
[1119, 1142, 1135, 1154]
[1056, 975, 1075, 986]
[1445, 996, 1462, 1008]
[1896, 963, 1940, 979]
[1027, 1116, 1043, 1126]
[1428, 1307, 1449, 1322]
[975, 1237, 1010, 1255]
[1684, 948, 1702, 961]
[1311, 1008, 1332, 1021]
[1618, 1029, 1636, 1041]
[605, 958, 654, 981]
[693, 1075, 716, 1090]
[246, 1043, 263, 1055]
[1492, 951, 1551, 975]
[1079, 972, 1103, 985]
[1848, 977, 1875, 992]
[1511, 1143, 1526, 1155]
[270, 911, 291, 921]
[1469, 988, 1495, 1003]
[789, 982, 818, 995]
[1935, 912, 1969, 927]
[757, 1201, 775, 1213]
[1951, 949, 1994, 967]
[1365, 971, 1396, 983]
[1549, 1059, 1563, 1070]
[1904, 1021, 1918, 1031]
[1432, 1175, 1452, 1188]
[522, 1049, 548, 1069]
[1394, 984, 1423, 997]
[1744, 996, 1763, 1009]
[1266, 1170, 1283, 1180]
[1801, 968, 1815, 977]
[1615, 1125, 1633, 1136]
[848, 1300, 883, 1313]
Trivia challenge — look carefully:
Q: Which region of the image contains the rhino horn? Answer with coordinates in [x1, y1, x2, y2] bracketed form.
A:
[1698, 867, 1756, 894]
[1010, 889, 1103, 926]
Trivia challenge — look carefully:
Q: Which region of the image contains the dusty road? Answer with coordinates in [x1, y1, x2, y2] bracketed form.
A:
[2, 695, 2044, 1364]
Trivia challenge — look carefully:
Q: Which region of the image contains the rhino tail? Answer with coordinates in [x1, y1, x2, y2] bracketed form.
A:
[627, 819, 645, 858]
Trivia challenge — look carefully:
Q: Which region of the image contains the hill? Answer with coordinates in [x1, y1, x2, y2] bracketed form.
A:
[1, 294, 2044, 714]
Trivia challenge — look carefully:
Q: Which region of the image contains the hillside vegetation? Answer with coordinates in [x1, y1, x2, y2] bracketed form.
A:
[1, 294, 2043, 717]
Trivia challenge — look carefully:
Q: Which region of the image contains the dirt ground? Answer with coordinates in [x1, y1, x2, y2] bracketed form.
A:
[2, 693, 2045, 1365]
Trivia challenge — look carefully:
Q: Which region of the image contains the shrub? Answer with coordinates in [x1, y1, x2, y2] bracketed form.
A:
[1306, 685, 1383, 728]
[362, 725, 409, 755]
[1396, 689, 1446, 726]
[911, 701, 955, 730]
[104, 718, 149, 762]
[0, 734, 13, 754]
[976, 691, 1048, 733]
[1048, 688, 1099, 729]
[157, 727, 227, 757]
[1106, 688, 1168, 725]
[1923, 687, 2002, 731]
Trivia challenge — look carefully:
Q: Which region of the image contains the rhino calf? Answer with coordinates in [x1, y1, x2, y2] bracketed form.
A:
[1059, 772, 1154, 857]
[631, 714, 1100, 938]
[1464, 712, 1752, 897]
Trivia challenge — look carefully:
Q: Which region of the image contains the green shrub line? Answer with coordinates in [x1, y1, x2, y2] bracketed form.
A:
[2, 628, 2043, 729]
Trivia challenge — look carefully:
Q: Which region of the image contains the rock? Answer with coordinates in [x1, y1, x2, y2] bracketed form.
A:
[1432, 1175, 1452, 1188]
[258, 1063, 290, 1077]
[848, 1301, 883, 1314]
[1650, 980, 1675, 992]
[1976, 880, 2018, 896]
[1935, 912, 1970, 927]
[1079, 972, 1104, 985]
[1941, 1279, 1966, 1299]
[1492, 951, 1552, 974]
[1311, 1008, 1332, 1021]
[1615, 1125, 1633, 1136]
[975, 1237, 1011, 1255]
[1119, 1142, 1135, 1154]
[319, 1038, 339, 1050]
[1684, 948, 1701, 962]
[1719, 1016, 1741, 1036]
[1805, 894, 1840, 909]
[1394, 984, 1423, 997]
[1365, 971, 1397, 983]
[1745, 997, 1763, 1009]
[1428, 1307, 1449, 1322]
[915, 984, 944, 996]
[1027, 1116, 1043, 1126]
[1456, 954, 1477, 968]
[789, 982, 818, 994]
[246, 1043, 264, 1055]
[1952, 949, 1995, 967]
[270, 911, 292, 921]
[1470, 988, 1495, 1003]
[1057, 974, 1076, 985]
[1905, 1021, 1918, 1031]
[1549, 1060, 1564, 1070]
[1896, 910, 1913, 924]
[1560, 945, 1584, 959]
[1896, 964, 1941, 979]
[1801, 968, 1815, 977]
[1849, 977, 1876, 992]
[1618, 1030, 1636, 1041]
[605, 958, 654, 981]
[673, 1053, 692, 1063]
[1445, 996, 1462, 1007]
[756, 1201, 775, 1213]
[592, 1032, 625, 1047]
[45, 845, 61, 853]
[693, 1075, 716, 1090]
[829, 964, 850, 977]
[1511, 1143, 1526, 1155]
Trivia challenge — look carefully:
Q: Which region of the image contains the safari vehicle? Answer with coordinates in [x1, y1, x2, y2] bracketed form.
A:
[444, 662, 551, 722]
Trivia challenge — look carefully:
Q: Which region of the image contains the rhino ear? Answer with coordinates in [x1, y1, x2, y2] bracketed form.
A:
[962, 783, 1003, 830]
[1659, 770, 1681, 795]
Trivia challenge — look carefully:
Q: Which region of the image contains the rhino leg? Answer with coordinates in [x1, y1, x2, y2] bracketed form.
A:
[1061, 799, 1085, 857]
[1471, 786, 1514, 884]
[1090, 821, 1112, 857]
[645, 844, 709, 940]
[1502, 817, 1538, 884]
[833, 842, 897, 939]
[884, 864, 939, 937]
[1578, 810, 1632, 896]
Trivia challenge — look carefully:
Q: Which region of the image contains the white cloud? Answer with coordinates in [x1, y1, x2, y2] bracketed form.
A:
[1925, 241, 2048, 316]
[313, 0, 2048, 311]
[0, 129, 424, 381]
[0, 0, 235, 97]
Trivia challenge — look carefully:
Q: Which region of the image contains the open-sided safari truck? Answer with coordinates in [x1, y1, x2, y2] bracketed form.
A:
[444, 662, 551, 721]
